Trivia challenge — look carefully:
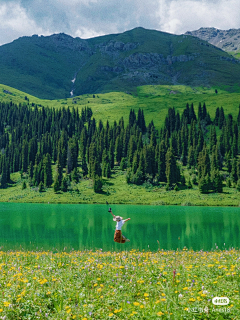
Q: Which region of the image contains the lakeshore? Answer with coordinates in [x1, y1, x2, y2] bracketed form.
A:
[1, 171, 240, 206]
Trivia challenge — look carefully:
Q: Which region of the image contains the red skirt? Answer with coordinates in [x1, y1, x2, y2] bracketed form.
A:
[114, 230, 126, 243]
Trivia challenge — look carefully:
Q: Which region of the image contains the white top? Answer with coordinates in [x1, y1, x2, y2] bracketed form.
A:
[115, 219, 125, 230]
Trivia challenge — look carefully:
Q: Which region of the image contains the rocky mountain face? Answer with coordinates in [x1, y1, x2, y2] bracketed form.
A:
[185, 28, 240, 52]
[1, 27, 240, 99]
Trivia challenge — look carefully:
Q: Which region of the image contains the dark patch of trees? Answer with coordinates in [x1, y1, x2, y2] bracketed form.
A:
[0, 100, 240, 194]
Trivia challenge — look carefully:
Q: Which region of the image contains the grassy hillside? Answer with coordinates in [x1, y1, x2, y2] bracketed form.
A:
[1, 28, 240, 99]
[1, 83, 240, 130]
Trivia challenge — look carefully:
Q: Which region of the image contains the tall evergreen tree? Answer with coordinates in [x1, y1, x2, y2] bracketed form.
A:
[43, 153, 53, 187]
[165, 147, 179, 186]
[1, 157, 7, 188]
[21, 140, 28, 172]
[231, 158, 238, 184]
[157, 141, 166, 182]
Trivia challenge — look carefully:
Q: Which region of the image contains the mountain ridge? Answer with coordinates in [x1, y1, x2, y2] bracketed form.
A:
[185, 27, 240, 53]
[1, 27, 240, 99]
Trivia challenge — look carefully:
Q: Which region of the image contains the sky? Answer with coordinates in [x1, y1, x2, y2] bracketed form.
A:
[0, 0, 240, 46]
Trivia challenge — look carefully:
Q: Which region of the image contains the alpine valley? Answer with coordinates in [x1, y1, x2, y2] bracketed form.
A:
[0, 27, 240, 206]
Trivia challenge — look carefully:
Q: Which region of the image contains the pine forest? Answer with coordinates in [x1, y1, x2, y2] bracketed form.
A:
[0, 100, 240, 195]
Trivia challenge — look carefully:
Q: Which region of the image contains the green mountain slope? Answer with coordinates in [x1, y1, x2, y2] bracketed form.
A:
[1, 28, 240, 99]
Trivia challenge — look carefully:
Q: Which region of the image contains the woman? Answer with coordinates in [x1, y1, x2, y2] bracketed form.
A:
[109, 207, 131, 243]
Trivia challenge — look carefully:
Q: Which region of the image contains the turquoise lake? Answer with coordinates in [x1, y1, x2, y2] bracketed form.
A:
[0, 203, 239, 251]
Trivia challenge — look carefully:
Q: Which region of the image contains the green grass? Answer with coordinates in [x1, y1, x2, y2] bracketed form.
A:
[0, 248, 239, 319]
[1, 83, 240, 129]
[3, 168, 240, 206]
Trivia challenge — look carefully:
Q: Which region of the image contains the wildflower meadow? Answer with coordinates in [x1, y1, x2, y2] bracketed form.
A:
[0, 248, 239, 319]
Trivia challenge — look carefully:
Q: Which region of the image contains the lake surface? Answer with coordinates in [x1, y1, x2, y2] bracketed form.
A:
[0, 203, 239, 252]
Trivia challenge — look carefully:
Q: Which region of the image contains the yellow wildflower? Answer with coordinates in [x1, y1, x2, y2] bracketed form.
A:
[3, 302, 10, 307]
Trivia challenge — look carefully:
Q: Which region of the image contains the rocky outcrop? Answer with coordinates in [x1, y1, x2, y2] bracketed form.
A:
[122, 53, 197, 68]
[97, 41, 138, 53]
[122, 52, 197, 68]
[185, 28, 240, 52]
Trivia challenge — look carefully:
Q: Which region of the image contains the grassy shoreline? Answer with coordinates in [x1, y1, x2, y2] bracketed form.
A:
[1, 170, 240, 207]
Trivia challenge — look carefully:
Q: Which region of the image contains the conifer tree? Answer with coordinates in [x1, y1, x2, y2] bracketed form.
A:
[79, 127, 87, 159]
[138, 150, 145, 178]
[197, 145, 210, 180]
[129, 109, 136, 127]
[61, 176, 68, 192]
[236, 179, 240, 192]
[81, 154, 88, 177]
[198, 103, 202, 120]
[218, 107, 225, 129]
[199, 175, 210, 194]
[55, 160, 63, 186]
[53, 175, 61, 193]
[1, 157, 7, 188]
[127, 136, 136, 167]
[109, 140, 114, 169]
[71, 167, 79, 182]
[88, 141, 99, 177]
[32, 164, 39, 186]
[43, 153, 53, 187]
[231, 134, 238, 158]
[67, 137, 78, 174]
[93, 175, 103, 193]
[231, 158, 238, 184]
[237, 158, 240, 180]
[120, 157, 127, 170]
[165, 147, 179, 186]
[202, 102, 207, 121]
[28, 161, 34, 179]
[189, 103, 197, 122]
[21, 140, 28, 172]
[102, 149, 111, 178]
[209, 126, 217, 153]
[187, 145, 195, 168]
[115, 135, 122, 164]
[157, 141, 166, 182]
[38, 181, 44, 192]
[225, 151, 232, 173]
[214, 107, 220, 125]
[212, 170, 223, 193]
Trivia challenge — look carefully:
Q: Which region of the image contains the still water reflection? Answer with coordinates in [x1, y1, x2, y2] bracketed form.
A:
[0, 203, 239, 251]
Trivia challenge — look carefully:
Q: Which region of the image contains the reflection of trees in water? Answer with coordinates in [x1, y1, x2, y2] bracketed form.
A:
[0, 205, 240, 251]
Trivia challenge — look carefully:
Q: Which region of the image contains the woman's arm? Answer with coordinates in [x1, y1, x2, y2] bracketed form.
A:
[109, 208, 115, 219]
[124, 218, 131, 222]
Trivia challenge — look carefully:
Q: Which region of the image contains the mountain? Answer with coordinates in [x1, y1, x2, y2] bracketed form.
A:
[1, 27, 240, 99]
[185, 27, 240, 53]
